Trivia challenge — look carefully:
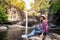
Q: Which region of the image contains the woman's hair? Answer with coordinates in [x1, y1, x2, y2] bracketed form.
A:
[40, 16, 46, 20]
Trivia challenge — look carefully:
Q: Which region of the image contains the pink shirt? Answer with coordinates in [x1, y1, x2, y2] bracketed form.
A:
[42, 20, 48, 33]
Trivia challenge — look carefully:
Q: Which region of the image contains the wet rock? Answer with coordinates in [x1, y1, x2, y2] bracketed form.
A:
[8, 25, 24, 29]
[0, 26, 7, 31]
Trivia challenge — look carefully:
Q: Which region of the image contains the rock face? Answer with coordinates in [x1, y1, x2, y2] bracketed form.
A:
[7, 6, 20, 21]
[7, 6, 25, 22]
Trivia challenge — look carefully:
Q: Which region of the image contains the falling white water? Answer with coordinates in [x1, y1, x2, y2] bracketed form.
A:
[24, 0, 34, 10]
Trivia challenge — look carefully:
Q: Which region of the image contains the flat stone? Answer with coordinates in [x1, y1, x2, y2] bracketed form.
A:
[51, 33, 60, 40]
[44, 35, 52, 40]
[44, 33, 60, 40]
[29, 36, 44, 40]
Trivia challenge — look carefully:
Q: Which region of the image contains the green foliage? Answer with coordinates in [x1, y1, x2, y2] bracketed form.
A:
[1, 0, 25, 10]
[29, 11, 37, 17]
[50, 0, 60, 14]
[30, 0, 50, 11]
[9, 0, 25, 10]
[0, 6, 8, 23]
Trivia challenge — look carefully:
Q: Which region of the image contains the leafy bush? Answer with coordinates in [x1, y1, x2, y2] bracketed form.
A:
[0, 6, 8, 23]
[50, 0, 60, 14]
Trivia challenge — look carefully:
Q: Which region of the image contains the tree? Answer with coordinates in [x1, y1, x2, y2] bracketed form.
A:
[50, 0, 60, 14]
[50, 0, 60, 26]
[1, 0, 25, 10]
[10, 0, 25, 10]
[0, 6, 8, 23]
[30, 0, 50, 11]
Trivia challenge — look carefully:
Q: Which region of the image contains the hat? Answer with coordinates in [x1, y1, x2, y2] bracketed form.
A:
[40, 14, 46, 18]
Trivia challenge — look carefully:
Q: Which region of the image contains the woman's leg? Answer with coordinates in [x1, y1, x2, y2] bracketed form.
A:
[21, 29, 35, 38]
[35, 30, 43, 35]
[27, 29, 36, 37]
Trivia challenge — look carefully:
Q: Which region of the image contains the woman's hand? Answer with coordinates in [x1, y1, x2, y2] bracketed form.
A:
[40, 33, 44, 38]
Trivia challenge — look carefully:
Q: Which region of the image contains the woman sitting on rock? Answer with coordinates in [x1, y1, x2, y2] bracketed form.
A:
[22, 14, 48, 38]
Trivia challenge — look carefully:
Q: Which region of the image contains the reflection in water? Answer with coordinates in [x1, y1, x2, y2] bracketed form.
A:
[0, 28, 25, 40]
